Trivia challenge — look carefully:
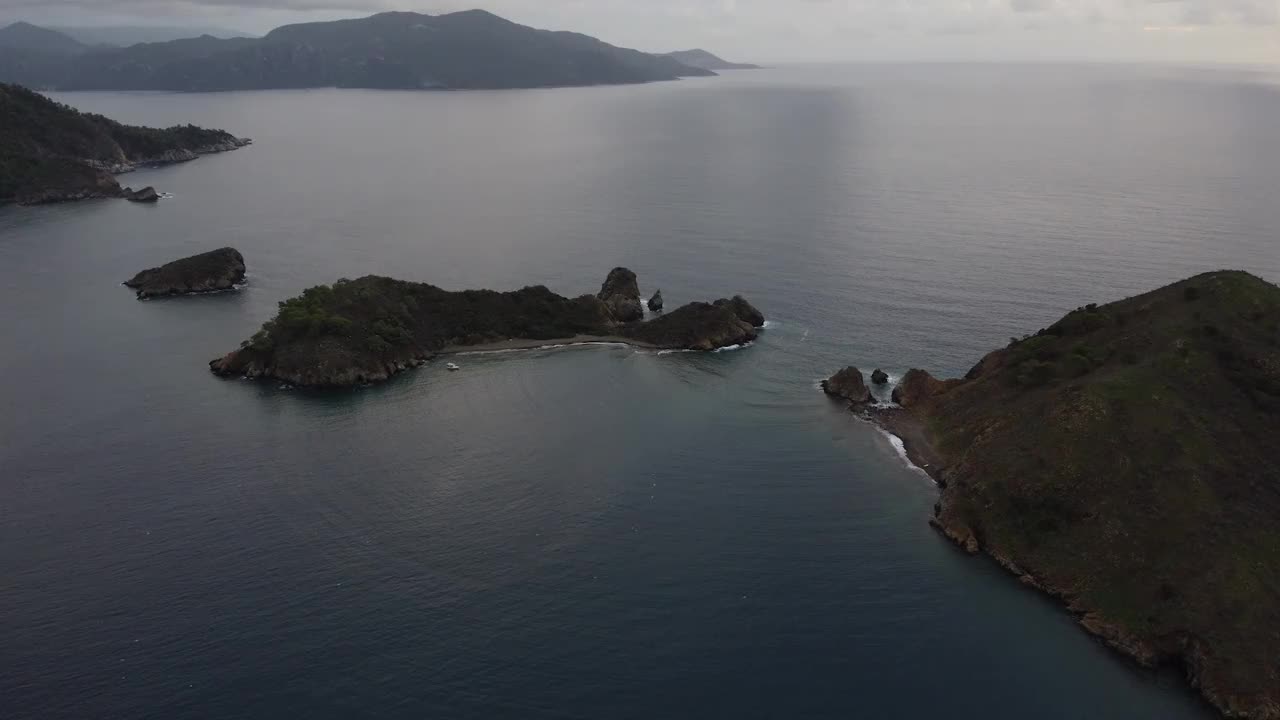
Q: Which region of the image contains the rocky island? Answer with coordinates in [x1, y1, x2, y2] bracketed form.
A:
[125, 247, 246, 299]
[828, 271, 1280, 719]
[211, 268, 764, 387]
[0, 82, 249, 205]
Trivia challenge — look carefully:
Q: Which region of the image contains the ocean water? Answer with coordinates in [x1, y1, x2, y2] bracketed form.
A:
[3, 64, 1278, 719]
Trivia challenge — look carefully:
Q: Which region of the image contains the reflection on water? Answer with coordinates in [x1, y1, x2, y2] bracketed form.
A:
[3, 64, 1272, 719]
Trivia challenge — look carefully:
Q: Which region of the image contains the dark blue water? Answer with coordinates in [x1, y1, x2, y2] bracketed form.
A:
[3, 65, 1278, 719]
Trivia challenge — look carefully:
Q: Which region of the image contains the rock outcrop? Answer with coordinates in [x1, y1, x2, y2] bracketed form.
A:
[714, 295, 765, 327]
[648, 290, 664, 312]
[123, 186, 159, 203]
[211, 269, 764, 388]
[598, 267, 644, 323]
[125, 247, 246, 299]
[871, 368, 889, 385]
[890, 369, 959, 409]
[821, 367, 872, 405]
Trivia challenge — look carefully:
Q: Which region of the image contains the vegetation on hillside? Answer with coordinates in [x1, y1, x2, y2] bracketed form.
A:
[893, 270, 1280, 718]
[0, 82, 240, 204]
[212, 272, 762, 387]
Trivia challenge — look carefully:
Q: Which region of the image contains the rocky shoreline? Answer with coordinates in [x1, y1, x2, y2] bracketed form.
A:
[88, 138, 253, 176]
[890, 408, 1233, 718]
[824, 368, 1247, 717]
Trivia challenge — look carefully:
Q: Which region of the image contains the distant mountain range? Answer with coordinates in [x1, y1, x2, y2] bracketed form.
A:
[0, 11, 756, 92]
[50, 25, 254, 46]
[662, 49, 761, 71]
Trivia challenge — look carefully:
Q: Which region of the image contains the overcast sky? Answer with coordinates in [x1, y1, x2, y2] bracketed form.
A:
[2, 0, 1277, 63]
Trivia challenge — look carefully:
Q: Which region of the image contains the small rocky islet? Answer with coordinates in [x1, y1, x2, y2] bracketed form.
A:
[210, 267, 764, 388]
[124, 247, 246, 299]
[825, 270, 1280, 720]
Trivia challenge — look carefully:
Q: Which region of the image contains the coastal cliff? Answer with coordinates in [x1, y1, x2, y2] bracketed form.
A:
[852, 271, 1280, 719]
[211, 269, 764, 387]
[0, 83, 248, 205]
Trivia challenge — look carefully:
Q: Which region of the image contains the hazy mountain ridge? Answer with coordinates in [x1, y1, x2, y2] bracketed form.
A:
[0, 11, 714, 91]
[662, 48, 760, 70]
[52, 25, 253, 46]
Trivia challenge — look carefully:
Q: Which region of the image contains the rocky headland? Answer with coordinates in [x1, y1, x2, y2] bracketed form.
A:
[210, 268, 765, 387]
[125, 247, 246, 299]
[0, 82, 249, 205]
[829, 271, 1280, 719]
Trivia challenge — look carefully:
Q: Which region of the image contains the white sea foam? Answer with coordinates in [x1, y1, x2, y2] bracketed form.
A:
[881, 430, 935, 482]
[455, 341, 632, 357]
[761, 320, 776, 329]
[713, 342, 753, 353]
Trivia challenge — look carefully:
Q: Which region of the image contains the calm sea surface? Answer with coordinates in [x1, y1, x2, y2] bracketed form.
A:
[3, 64, 1278, 719]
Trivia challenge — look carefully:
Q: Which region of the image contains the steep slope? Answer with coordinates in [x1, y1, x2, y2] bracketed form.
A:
[2, 11, 713, 92]
[877, 271, 1280, 718]
[0, 83, 247, 204]
[663, 48, 760, 70]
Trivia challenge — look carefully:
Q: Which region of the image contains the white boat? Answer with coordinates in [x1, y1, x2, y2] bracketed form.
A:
[446, 363, 461, 371]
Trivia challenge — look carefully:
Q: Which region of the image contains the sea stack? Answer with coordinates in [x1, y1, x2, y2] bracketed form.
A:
[648, 290, 664, 312]
[822, 367, 872, 405]
[598, 267, 644, 323]
[871, 369, 889, 385]
[124, 247, 246, 299]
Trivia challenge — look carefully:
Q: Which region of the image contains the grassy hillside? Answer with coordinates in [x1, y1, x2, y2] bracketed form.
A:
[894, 270, 1280, 718]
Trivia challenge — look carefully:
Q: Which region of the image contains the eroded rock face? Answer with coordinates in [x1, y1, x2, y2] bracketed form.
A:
[871, 369, 889, 385]
[598, 267, 643, 323]
[714, 295, 765, 328]
[648, 290, 664, 312]
[125, 247, 246, 299]
[822, 367, 872, 404]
